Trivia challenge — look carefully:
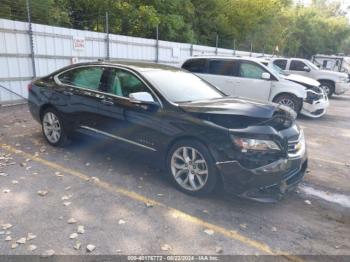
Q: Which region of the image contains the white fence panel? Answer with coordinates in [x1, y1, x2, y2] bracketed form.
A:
[0, 18, 268, 103]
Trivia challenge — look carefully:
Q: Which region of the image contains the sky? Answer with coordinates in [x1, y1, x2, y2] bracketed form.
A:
[296, 0, 350, 20]
[296, 0, 350, 7]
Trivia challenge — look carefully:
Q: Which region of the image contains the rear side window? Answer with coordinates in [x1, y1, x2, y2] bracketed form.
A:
[273, 59, 287, 70]
[182, 59, 206, 73]
[58, 67, 104, 90]
[208, 60, 236, 76]
[290, 60, 307, 71]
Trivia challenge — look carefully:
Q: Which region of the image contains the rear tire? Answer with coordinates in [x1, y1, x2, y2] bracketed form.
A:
[273, 93, 302, 114]
[166, 139, 218, 196]
[319, 81, 334, 98]
[41, 108, 69, 147]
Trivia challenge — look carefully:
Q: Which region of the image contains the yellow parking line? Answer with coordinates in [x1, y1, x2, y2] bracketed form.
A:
[310, 157, 348, 167]
[1, 143, 303, 262]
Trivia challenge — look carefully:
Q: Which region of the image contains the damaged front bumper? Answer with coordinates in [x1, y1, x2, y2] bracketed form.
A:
[216, 131, 307, 202]
[300, 88, 329, 118]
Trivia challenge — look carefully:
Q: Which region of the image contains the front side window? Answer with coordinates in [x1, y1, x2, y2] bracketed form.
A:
[290, 60, 308, 71]
[273, 59, 287, 70]
[208, 60, 236, 76]
[58, 67, 104, 90]
[238, 62, 266, 79]
[104, 68, 149, 98]
[182, 59, 206, 73]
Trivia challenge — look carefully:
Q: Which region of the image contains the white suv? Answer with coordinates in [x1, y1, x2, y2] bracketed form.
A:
[271, 57, 349, 97]
[182, 56, 321, 117]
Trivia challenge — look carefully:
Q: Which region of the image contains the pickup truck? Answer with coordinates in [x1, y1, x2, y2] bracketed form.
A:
[271, 58, 349, 97]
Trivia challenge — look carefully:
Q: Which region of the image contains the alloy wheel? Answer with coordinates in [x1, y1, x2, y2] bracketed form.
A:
[320, 84, 330, 96]
[43, 112, 61, 144]
[278, 98, 295, 110]
[170, 146, 209, 191]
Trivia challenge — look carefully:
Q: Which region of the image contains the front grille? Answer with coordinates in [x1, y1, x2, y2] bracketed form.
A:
[306, 90, 322, 101]
[305, 87, 325, 103]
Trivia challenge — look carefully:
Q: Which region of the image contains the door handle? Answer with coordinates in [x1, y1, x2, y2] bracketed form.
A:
[63, 90, 73, 96]
[101, 99, 114, 106]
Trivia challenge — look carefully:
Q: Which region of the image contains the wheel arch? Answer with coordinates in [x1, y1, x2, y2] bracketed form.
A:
[272, 92, 303, 113]
[272, 92, 303, 102]
[317, 79, 335, 86]
[39, 103, 57, 121]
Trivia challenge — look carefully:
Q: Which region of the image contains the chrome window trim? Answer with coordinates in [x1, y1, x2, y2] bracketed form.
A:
[79, 125, 157, 152]
[53, 64, 163, 107]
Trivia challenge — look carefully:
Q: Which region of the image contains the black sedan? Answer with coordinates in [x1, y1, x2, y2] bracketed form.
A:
[28, 61, 307, 201]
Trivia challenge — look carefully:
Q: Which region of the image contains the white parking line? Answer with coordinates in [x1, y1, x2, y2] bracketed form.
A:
[299, 184, 350, 208]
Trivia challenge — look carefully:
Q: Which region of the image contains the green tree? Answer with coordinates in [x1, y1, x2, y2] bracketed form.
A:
[1, 0, 349, 56]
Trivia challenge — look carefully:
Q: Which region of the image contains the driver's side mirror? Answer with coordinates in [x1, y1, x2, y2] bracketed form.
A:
[303, 66, 311, 72]
[129, 92, 158, 106]
[261, 72, 271, 80]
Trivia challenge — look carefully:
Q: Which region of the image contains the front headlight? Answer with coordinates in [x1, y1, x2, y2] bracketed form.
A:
[232, 137, 281, 152]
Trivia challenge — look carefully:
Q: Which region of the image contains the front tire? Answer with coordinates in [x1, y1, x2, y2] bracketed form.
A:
[167, 139, 218, 196]
[41, 108, 69, 147]
[273, 94, 302, 114]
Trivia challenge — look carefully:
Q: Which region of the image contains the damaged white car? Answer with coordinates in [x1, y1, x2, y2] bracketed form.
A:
[262, 61, 329, 118]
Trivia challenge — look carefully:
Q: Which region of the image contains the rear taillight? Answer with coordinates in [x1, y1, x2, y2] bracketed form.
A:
[27, 83, 33, 91]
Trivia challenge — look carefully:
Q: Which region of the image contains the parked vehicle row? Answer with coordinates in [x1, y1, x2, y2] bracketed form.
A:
[28, 61, 307, 202]
[181, 56, 329, 118]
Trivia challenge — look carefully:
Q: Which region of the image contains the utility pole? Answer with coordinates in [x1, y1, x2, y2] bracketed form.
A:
[233, 39, 236, 55]
[105, 12, 110, 61]
[26, 0, 36, 78]
[155, 24, 159, 63]
[215, 33, 219, 55]
[250, 41, 253, 56]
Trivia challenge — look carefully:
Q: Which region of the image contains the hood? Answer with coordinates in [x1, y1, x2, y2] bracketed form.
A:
[319, 69, 348, 78]
[285, 74, 320, 87]
[178, 97, 295, 129]
[179, 97, 277, 119]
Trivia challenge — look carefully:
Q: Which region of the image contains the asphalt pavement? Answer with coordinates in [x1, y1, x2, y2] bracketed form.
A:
[0, 95, 350, 260]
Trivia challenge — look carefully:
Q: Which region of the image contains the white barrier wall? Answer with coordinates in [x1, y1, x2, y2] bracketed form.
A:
[0, 18, 264, 103]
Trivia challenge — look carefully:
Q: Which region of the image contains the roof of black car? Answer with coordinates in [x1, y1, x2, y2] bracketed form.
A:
[71, 60, 180, 72]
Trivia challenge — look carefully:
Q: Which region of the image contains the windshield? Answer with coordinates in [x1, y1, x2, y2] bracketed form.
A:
[305, 60, 319, 70]
[142, 70, 224, 103]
